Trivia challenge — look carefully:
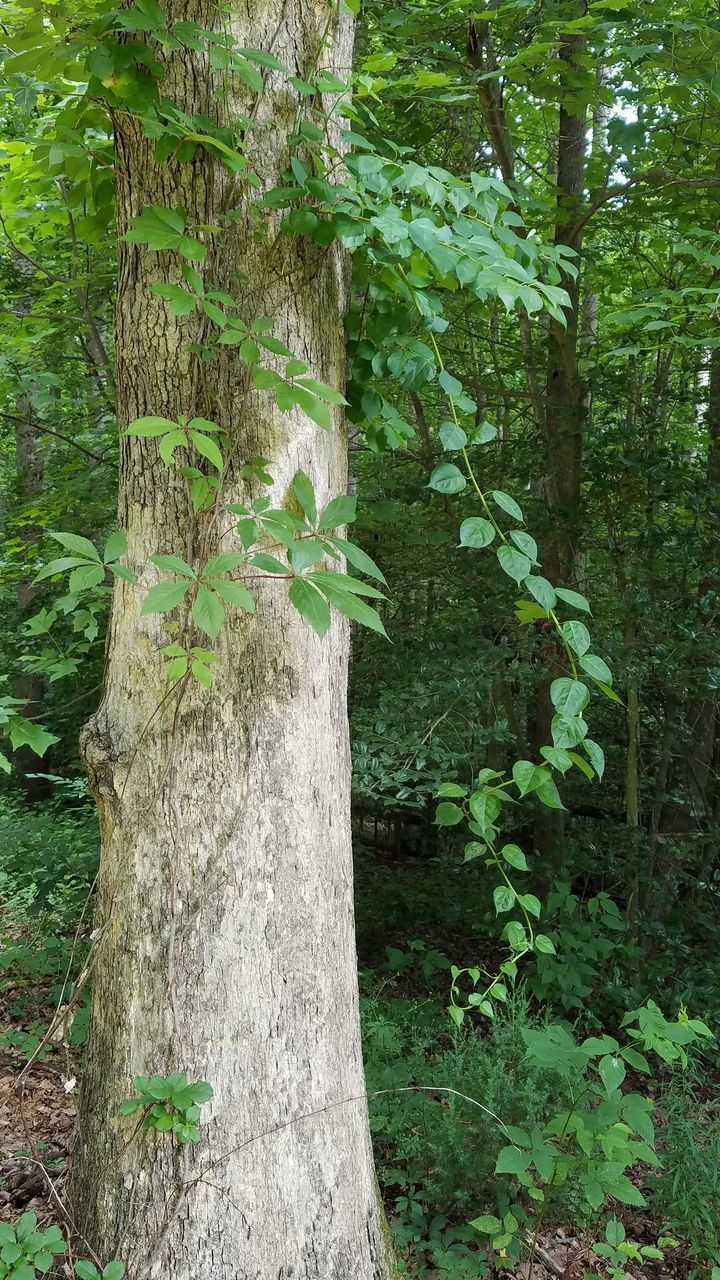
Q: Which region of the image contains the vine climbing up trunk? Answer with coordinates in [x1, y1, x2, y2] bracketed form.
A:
[69, 5, 394, 1279]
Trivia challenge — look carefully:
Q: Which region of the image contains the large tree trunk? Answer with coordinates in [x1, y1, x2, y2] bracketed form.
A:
[70, 7, 394, 1279]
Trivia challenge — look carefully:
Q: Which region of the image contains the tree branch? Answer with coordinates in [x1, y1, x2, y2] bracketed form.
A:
[0, 411, 108, 463]
[570, 168, 720, 242]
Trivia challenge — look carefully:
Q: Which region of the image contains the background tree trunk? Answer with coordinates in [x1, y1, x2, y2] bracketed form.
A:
[70, 6, 394, 1278]
[13, 390, 48, 802]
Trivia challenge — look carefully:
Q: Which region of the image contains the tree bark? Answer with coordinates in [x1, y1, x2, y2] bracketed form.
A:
[70, 6, 394, 1279]
[468, 14, 591, 863]
[13, 391, 49, 802]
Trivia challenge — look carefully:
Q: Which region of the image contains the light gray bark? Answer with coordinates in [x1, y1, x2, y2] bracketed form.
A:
[70, 5, 394, 1278]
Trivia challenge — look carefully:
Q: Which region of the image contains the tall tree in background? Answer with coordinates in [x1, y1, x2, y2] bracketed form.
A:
[66, 3, 394, 1276]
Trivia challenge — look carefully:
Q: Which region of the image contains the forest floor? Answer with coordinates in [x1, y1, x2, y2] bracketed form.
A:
[0, 1006, 694, 1280]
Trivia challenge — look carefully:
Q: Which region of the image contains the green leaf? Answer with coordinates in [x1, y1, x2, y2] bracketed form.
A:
[251, 553, 288, 575]
[598, 1053, 626, 1096]
[517, 893, 541, 919]
[578, 739, 603, 781]
[596, 680, 623, 705]
[525, 576, 556, 610]
[463, 841, 485, 863]
[318, 494, 357, 529]
[620, 1048, 650, 1075]
[103, 530, 128, 563]
[469, 787, 501, 822]
[187, 1080, 214, 1104]
[295, 378, 348, 406]
[9, 720, 59, 758]
[552, 714, 588, 749]
[470, 1216, 503, 1234]
[510, 530, 538, 563]
[69, 563, 105, 593]
[283, 208, 320, 236]
[580, 653, 612, 684]
[141, 581, 190, 614]
[324, 537, 387, 585]
[75, 1264, 100, 1280]
[319, 581, 387, 636]
[119, 1097, 143, 1116]
[439, 369, 463, 397]
[151, 555, 195, 578]
[568, 751, 594, 780]
[102, 1264, 126, 1280]
[288, 578, 331, 638]
[439, 420, 467, 450]
[210, 580, 255, 611]
[472, 421, 498, 445]
[437, 782, 466, 797]
[495, 1146, 532, 1175]
[491, 490, 523, 522]
[34, 556, 89, 583]
[534, 934, 556, 955]
[459, 517, 495, 548]
[16, 1214, 36, 1242]
[150, 282, 197, 316]
[49, 532, 101, 561]
[512, 760, 551, 797]
[555, 587, 591, 614]
[622, 1094, 655, 1142]
[535, 778, 566, 810]
[177, 235, 207, 261]
[202, 553, 246, 577]
[293, 471, 317, 526]
[192, 584, 225, 639]
[192, 660, 211, 687]
[562, 620, 591, 657]
[290, 540, 325, 573]
[283, 384, 333, 430]
[540, 746, 573, 774]
[551, 678, 590, 716]
[436, 801, 464, 826]
[502, 844, 527, 871]
[494, 885, 516, 914]
[127, 416, 178, 437]
[608, 1176, 645, 1207]
[159, 429, 188, 465]
[190, 430, 224, 471]
[429, 462, 466, 494]
[497, 546, 532, 585]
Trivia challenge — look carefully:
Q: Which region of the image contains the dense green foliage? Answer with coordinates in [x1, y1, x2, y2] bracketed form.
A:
[1, 0, 720, 1277]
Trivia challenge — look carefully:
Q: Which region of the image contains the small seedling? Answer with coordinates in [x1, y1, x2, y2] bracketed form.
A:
[0, 1213, 67, 1278]
[75, 1261, 125, 1280]
[119, 1072, 214, 1143]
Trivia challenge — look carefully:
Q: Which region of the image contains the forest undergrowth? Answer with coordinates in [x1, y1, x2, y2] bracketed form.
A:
[1, 794, 718, 1280]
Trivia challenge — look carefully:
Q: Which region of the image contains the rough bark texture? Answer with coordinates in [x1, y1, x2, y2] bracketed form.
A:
[70, 6, 394, 1279]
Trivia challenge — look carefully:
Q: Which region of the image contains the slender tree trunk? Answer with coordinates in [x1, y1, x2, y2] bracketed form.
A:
[531, 23, 589, 861]
[683, 347, 720, 819]
[467, 16, 591, 862]
[542, 31, 587, 585]
[14, 391, 48, 802]
[70, 7, 394, 1279]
